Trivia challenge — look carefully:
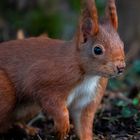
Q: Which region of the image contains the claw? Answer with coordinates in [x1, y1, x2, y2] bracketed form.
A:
[57, 125, 70, 140]
[14, 122, 40, 136]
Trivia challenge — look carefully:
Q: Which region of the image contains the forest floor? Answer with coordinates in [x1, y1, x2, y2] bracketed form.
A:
[0, 90, 140, 140]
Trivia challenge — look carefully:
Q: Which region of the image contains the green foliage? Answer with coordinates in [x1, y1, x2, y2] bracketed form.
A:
[69, 0, 80, 12]
[96, 0, 106, 15]
[121, 107, 138, 118]
[115, 99, 129, 107]
[109, 60, 140, 91]
[126, 60, 140, 82]
[132, 98, 139, 106]
[108, 78, 126, 91]
[0, 0, 107, 41]
[24, 9, 62, 37]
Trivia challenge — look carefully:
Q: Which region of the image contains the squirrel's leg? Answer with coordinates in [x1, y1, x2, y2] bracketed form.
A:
[14, 122, 40, 136]
[72, 78, 107, 140]
[79, 99, 102, 140]
[0, 70, 16, 132]
[71, 94, 103, 140]
[14, 104, 41, 136]
[40, 89, 70, 140]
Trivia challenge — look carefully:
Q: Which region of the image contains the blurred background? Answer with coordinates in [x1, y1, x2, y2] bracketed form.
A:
[0, 0, 140, 139]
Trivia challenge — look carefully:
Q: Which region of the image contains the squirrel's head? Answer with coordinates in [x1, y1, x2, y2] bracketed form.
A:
[77, 0, 125, 78]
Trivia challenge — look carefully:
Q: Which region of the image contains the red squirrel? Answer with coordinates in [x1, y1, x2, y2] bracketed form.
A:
[0, 0, 125, 140]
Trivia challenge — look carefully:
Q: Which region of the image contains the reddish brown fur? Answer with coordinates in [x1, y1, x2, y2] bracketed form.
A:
[0, 0, 125, 140]
[0, 37, 84, 138]
[80, 78, 108, 140]
[106, 0, 118, 30]
[82, 0, 99, 35]
[0, 70, 16, 132]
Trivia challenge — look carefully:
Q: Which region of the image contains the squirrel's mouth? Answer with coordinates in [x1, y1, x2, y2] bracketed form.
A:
[97, 71, 124, 78]
[87, 67, 125, 78]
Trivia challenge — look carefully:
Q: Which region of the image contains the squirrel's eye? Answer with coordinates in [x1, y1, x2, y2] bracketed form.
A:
[93, 45, 103, 55]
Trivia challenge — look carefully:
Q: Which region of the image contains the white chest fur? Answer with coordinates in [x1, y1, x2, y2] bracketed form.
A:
[67, 75, 101, 109]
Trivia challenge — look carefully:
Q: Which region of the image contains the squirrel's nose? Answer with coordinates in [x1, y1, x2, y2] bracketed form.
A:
[116, 65, 125, 74]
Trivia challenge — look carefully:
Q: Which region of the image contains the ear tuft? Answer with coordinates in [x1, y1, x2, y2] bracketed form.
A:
[79, 0, 99, 43]
[106, 0, 118, 30]
[82, 18, 93, 42]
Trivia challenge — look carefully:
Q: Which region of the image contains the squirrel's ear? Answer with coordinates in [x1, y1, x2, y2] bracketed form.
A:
[106, 0, 118, 30]
[80, 0, 99, 42]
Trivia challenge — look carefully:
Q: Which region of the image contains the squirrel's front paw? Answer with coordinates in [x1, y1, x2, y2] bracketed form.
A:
[55, 117, 70, 140]
[14, 122, 40, 136]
